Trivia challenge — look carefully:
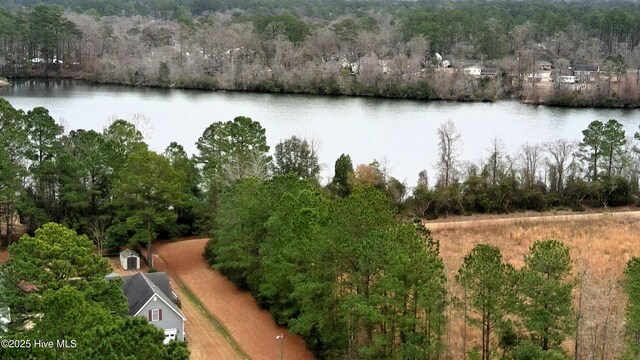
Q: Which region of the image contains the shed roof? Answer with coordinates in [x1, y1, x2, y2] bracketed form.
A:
[120, 249, 139, 258]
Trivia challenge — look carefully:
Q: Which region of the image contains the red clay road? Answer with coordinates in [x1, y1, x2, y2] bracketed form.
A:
[110, 257, 242, 360]
[154, 239, 315, 360]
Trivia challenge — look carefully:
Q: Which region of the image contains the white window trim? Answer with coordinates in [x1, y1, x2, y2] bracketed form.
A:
[151, 309, 160, 322]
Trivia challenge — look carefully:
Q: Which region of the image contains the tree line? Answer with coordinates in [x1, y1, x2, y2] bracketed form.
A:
[2, 2, 640, 105]
[408, 119, 640, 218]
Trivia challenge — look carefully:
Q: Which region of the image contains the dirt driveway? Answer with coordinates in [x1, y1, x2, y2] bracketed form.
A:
[110, 257, 243, 360]
[154, 238, 315, 360]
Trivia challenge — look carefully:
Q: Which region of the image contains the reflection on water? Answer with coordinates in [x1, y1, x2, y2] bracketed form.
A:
[1, 80, 638, 185]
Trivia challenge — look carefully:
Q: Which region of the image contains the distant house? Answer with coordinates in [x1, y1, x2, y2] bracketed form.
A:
[535, 60, 553, 71]
[527, 72, 543, 82]
[481, 68, 499, 78]
[572, 64, 599, 82]
[120, 249, 140, 270]
[120, 272, 186, 344]
[558, 76, 576, 84]
[573, 64, 599, 74]
[463, 66, 482, 76]
[550, 69, 576, 83]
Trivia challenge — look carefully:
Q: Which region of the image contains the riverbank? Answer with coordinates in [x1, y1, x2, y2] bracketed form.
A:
[4, 72, 639, 109]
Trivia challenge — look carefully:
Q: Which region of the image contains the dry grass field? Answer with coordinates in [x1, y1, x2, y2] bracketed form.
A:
[428, 214, 640, 360]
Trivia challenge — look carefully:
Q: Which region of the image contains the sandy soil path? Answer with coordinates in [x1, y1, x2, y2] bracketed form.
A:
[154, 239, 315, 360]
[424, 209, 640, 230]
[109, 257, 243, 360]
[174, 286, 244, 360]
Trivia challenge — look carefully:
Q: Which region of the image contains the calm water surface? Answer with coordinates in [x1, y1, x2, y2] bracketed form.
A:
[1, 79, 639, 185]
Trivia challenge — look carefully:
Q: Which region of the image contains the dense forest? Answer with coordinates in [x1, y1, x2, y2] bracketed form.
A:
[1, 95, 640, 357]
[1, 1, 640, 105]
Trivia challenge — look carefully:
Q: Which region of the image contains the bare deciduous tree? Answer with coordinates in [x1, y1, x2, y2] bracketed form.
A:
[436, 120, 462, 188]
[87, 216, 108, 256]
[544, 139, 577, 192]
[485, 137, 506, 186]
[520, 143, 542, 190]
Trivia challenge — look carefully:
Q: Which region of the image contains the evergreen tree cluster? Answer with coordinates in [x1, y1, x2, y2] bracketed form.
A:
[457, 241, 574, 360]
[205, 177, 447, 359]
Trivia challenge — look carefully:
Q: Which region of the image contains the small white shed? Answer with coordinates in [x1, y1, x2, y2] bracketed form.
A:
[120, 249, 140, 270]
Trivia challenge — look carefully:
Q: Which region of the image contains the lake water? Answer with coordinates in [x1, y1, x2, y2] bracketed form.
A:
[1, 79, 639, 186]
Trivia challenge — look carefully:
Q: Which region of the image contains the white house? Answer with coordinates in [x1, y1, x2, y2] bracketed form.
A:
[558, 76, 576, 84]
[120, 272, 186, 344]
[463, 66, 482, 76]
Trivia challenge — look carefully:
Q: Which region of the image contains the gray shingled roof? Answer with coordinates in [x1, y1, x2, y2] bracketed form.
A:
[145, 273, 175, 302]
[120, 249, 139, 258]
[121, 272, 185, 320]
[573, 64, 599, 72]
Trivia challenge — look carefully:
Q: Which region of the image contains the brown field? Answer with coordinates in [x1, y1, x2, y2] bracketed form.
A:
[0, 249, 8, 265]
[154, 239, 315, 360]
[428, 213, 640, 360]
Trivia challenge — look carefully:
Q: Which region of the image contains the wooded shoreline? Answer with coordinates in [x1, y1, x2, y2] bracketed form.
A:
[5, 74, 640, 109]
